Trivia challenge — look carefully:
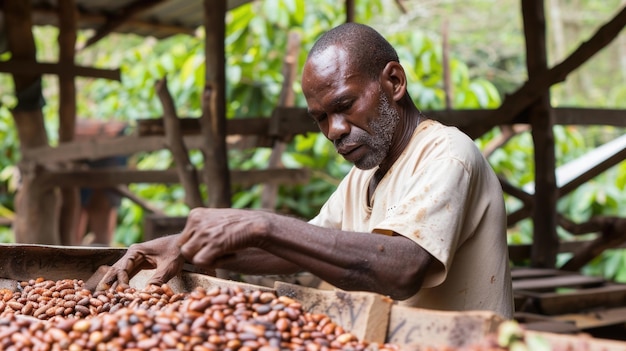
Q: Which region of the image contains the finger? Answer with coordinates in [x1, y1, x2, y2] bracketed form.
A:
[84, 265, 110, 292]
[178, 211, 201, 246]
[177, 226, 196, 248]
[115, 270, 131, 289]
[146, 256, 185, 286]
[185, 243, 222, 268]
[178, 233, 206, 262]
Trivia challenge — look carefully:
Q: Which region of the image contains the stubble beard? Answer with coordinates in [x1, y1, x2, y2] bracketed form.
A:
[352, 92, 400, 170]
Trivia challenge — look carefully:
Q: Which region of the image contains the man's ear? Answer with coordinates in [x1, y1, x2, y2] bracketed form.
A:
[381, 61, 407, 102]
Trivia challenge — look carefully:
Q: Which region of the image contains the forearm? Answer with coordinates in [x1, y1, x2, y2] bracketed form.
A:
[259, 214, 433, 300]
[212, 248, 302, 275]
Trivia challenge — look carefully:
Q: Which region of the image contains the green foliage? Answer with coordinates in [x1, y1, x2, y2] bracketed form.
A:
[1, 0, 625, 285]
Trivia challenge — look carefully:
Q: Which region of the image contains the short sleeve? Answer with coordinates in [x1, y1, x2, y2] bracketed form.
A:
[308, 182, 345, 229]
[374, 156, 471, 288]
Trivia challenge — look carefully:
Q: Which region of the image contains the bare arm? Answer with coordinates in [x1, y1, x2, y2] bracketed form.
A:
[179, 208, 433, 300]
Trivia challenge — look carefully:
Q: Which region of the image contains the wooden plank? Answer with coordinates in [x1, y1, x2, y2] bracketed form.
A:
[553, 108, 626, 127]
[22, 133, 271, 164]
[524, 329, 626, 351]
[532, 284, 626, 315]
[509, 240, 597, 262]
[36, 168, 310, 188]
[511, 268, 566, 280]
[127, 270, 274, 295]
[514, 312, 581, 334]
[274, 281, 392, 344]
[269, 107, 319, 138]
[38, 168, 310, 188]
[136, 117, 273, 137]
[522, 133, 626, 196]
[136, 107, 626, 138]
[83, 0, 167, 49]
[386, 304, 503, 349]
[513, 274, 606, 291]
[522, 0, 559, 269]
[511, 268, 564, 280]
[0, 61, 121, 80]
[0, 244, 126, 282]
[551, 306, 626, 330]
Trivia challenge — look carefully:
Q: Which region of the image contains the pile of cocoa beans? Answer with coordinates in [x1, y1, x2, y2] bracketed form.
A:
[0, 278, 399, 351]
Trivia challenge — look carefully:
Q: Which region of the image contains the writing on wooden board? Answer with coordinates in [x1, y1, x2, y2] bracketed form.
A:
[387, 305, 502, 349]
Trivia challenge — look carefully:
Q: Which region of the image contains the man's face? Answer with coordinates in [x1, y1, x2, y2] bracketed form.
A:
[302, 46, 400, 170]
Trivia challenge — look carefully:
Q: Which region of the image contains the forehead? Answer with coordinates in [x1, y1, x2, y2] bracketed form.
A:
[302, 46, 360, 98]
[304, 45, 350, 78]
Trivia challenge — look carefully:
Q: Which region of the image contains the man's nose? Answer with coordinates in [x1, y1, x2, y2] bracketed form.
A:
[327, 114, 350, 141]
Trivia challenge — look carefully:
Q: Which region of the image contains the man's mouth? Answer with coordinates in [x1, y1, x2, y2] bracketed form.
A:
[337, 144, 360, 156]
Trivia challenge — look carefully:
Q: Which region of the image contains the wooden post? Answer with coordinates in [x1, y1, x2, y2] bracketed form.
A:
[4, 0, 60, 244]
[156, 77, 204, 209]
[57, 0, 81, 245]
[200, 0, 230, 208]
[522, 0, 558, 268]
[260, 31, 301, 210]
[346, 0, 355, 23]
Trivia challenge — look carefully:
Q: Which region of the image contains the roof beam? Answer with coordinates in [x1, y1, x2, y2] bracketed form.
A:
[0, 60, 121, 80]
[82, 0, 167, 49]
[30, 7, 195, 38]
[487, 5, 626, 128]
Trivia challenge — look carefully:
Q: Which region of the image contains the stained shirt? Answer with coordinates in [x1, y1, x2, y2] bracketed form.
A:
[309, 119, 514, 318]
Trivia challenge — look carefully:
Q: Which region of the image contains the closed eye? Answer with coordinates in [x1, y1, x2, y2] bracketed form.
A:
[308, 111, 327, 124]
[335, 100, 354, 113]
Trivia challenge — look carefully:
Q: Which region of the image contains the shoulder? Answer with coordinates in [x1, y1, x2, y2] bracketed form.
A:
[409, 119, 483, 166]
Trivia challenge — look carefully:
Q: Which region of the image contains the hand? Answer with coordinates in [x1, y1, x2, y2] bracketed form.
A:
[178, 208, 269, 268]
[89, 235, 185, 291]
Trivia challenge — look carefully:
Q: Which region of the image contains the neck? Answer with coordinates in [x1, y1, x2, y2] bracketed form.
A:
[376, 107, 422, 176]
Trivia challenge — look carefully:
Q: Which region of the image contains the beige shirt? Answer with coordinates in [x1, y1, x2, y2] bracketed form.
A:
[309, 119, 514, 318]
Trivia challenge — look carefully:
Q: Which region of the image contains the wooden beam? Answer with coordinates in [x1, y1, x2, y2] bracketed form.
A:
[4, 0, 61, 245]
[21, 106, 626, 165]
[201, 0, 230, 208]
[261, 31, 301, 210]
[0, 61, 121, 80]
[507, 206, 533, 228]
[521, 133, 626, 196]
[530, 284, 626, 315]
[512, 274, 605, 291]
[136, 117, 276, 137]
[488, 5, 626, 127]
[30, 6, 195, 38]
[345, 0, 355, 23]
[83, 0, 167, 49]
[553, 107, 626, 126]
[38, 168, 310, 189]
[523, 0, 559, 269]
[22, 135, 170, 163]
[559, 216, 626, 271]
[21, 133, 274, 164]
[156, 77, 204, 208]
[558, 134, 626, 196]
[57, 0, 80, 246]
[128, 107, 626, 141]
[509, 240, 598, 263]
[57, 0, 78, 143]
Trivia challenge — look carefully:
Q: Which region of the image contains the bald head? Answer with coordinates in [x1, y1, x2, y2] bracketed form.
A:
[307, 23, 399, 81]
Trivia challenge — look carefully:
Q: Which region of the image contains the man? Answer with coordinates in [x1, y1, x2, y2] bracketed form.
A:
[94, 23, 513, 318]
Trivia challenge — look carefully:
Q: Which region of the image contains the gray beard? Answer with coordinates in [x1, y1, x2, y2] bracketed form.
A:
[353, 92, 400, 170]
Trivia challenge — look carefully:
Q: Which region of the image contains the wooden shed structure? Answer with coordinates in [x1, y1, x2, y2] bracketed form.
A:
[1, 1, 625, 271]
